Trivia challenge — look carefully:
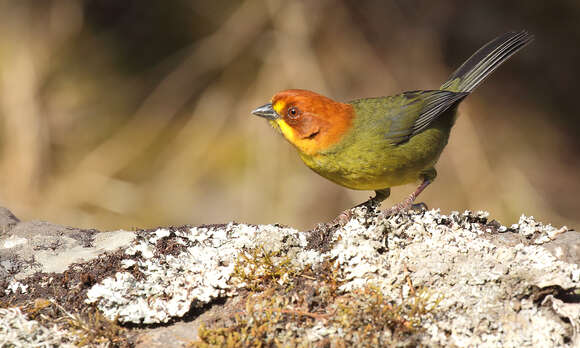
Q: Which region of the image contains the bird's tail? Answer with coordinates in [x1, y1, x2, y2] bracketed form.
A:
[441, 31, 534, 93]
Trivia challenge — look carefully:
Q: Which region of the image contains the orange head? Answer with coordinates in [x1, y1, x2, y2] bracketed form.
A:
[251, 89, 354, 155]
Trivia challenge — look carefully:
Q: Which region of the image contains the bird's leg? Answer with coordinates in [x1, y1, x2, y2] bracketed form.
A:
[357, 188, 391, 210]
[383, 179, 431, 216]
[333, 188, 391, 225]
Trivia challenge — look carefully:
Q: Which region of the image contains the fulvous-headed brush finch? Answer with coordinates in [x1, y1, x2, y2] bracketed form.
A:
[252, 31, 533, 216]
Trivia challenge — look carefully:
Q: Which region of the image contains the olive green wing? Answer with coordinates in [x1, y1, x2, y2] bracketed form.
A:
[350, 90, 468, 145]
[403, 90, 468, 139]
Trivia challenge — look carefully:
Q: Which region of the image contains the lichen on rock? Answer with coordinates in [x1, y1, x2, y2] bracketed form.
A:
[85, 223, 307, 324]
[2, 205, 579, 347]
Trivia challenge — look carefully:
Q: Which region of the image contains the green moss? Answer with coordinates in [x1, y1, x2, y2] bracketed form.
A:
[231, 245, 301, 291]
[192, 252, 442, 347]
[333, 285, 442, 346]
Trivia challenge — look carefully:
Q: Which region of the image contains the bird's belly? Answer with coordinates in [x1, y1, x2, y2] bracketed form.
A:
[299, 128, 449, 190]
[302, 156, 421, 190]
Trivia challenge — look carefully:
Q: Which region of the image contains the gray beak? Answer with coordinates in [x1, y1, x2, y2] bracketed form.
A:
[251, 103, 279, 120]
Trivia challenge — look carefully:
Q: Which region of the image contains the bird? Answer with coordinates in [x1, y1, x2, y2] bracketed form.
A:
[251, 31, 533, 216]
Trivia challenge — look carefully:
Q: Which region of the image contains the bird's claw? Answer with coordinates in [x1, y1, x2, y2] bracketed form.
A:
[411, 202, 428, 212]
[382, 200, 428, 217]
[382, 194, 415, 216]
[335, 209, 353, 226]
[323, 195, 382, 229]
[316, 208, 353, 232]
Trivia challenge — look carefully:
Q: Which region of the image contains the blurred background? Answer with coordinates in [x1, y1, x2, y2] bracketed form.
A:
[0, 0, 578, 231]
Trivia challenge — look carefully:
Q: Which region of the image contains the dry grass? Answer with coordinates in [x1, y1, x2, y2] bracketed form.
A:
[0, 0, 577, 231]
[10, 298, 129, 347]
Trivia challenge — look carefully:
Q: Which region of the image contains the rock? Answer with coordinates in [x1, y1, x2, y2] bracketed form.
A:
[0, 217, 136, 280]
[0, 207, 578, 347]
[133, 297, 244, 348]
[0, 207, 19, 233]
[544, 231, 580, 265]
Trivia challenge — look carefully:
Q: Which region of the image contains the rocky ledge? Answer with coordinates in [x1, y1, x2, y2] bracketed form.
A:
[1, 206, 579, 347]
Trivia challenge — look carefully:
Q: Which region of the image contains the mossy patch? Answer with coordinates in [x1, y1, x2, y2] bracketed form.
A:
[191, 245, 442, 347]
[231, 245, 301, 292]
[191, 284, 441, 347]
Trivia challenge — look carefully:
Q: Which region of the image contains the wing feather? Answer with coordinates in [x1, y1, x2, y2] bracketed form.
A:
[386, 90, 468, 144]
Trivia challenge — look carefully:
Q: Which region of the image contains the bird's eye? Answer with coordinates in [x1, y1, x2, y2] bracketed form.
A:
[287, 106, 300, 119]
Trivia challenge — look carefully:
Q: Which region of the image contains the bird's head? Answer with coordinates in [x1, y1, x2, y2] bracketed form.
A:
[251, 89, 354, 155]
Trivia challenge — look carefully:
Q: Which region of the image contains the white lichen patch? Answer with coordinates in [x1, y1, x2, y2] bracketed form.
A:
[514, 214, 568, 244]
[0, 307, 75, 347]
[86, 223, 307, 324]
[1, 236, 27, 249]
[4, 280, 28, 295]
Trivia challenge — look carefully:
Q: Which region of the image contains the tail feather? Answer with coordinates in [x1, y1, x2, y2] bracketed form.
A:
[441, 31, 534, 93]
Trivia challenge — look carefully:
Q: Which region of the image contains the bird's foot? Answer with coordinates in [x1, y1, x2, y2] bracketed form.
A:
[411, 202, 428, 212]
[382, 200, 428, 217]
[312, 208, 352, 235]
[382, 195, 415, 217]
[327, 209, 353, 228]
[326, 202, 375, 228]
[381, 179, 431, 217]
[319, 191, 386, 231]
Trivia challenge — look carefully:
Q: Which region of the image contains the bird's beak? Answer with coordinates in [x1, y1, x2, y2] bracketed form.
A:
[251, 103, 279, 120]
